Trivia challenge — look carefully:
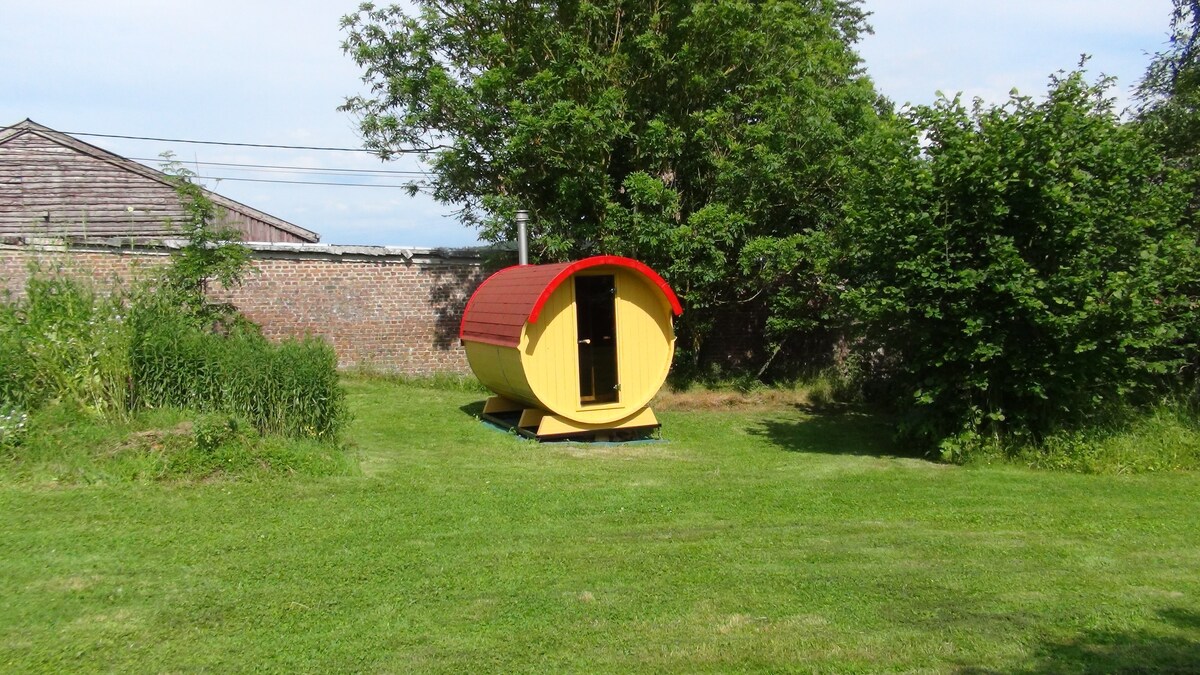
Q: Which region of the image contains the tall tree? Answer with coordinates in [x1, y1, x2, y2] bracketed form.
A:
[340, 0, 883, 371]
[1137, 1, 1200, 388]
[1138, 1, 1200, 211]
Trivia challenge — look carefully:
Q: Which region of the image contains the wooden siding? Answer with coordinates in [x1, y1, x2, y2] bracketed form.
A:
[0, 121, 319, 243]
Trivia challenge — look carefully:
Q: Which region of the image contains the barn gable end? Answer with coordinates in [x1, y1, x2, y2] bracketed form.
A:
[0, 119, 319, 243]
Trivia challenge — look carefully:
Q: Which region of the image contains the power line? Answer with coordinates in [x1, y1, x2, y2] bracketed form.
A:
[2, 123, 436, 154]
[125, 156, 433, 177]
[197, 175, 436, 190]
[63, 129, 434, 154]
[10, 135, 440, 188]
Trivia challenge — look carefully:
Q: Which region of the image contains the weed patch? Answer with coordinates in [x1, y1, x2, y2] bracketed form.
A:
[0, 404, 30, 453]
[130, 306, 349, 440]
[948, 404, 1200, 473]
[1019, 408, 1200, 473]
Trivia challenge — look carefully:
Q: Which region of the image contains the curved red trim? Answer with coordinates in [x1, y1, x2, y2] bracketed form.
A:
[459, 255, 683, 347]
[528, 255, 683, 323]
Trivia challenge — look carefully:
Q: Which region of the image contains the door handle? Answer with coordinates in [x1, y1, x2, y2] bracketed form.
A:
[578, 338, 591, 345]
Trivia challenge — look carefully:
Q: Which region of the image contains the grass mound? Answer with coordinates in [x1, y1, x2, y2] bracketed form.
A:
[0, 403, 357, 485]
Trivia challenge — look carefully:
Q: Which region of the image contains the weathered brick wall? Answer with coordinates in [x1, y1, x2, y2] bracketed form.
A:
[0, 244, 170, 298]
[210, 252, 485, 373]
[0, 242, 488, 374]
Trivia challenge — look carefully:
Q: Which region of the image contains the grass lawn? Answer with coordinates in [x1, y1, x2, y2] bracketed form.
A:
[2, 377, 1199, 673]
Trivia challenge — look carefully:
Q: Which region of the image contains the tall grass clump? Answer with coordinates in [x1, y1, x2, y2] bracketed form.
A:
[130, 302, 348, 440]
[0, 300, 33, 408]
[128, 159, 346, 440]
[955, 403, 1200, 474]
[0, 270, 131, 417]
[0, 263, 347, 442]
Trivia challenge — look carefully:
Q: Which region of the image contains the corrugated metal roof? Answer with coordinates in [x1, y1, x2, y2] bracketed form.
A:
[459, 255, 683, 348]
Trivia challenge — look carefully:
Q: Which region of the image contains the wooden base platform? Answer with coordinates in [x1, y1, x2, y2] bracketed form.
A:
[480, 396, 661, 442]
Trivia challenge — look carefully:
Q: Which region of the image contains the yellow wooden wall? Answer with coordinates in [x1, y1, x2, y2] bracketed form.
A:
[531, 267, 674, 423]
[465, 265, 677, 425]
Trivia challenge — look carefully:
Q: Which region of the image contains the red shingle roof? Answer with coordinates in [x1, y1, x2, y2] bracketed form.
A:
[459, 255, 683, 348]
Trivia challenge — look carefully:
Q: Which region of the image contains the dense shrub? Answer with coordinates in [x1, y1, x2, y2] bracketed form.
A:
[130, 300, 348, 440]
[841, 69, 1199, 457]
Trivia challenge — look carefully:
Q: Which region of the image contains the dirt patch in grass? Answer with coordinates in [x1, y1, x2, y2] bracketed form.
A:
[653, 388, 813, 411]
[70, 608, 141, 630]
[106, 422, 193, 456]
[717, 613, 758, 634]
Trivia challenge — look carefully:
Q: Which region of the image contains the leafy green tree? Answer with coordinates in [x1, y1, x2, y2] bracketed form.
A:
[1137, 2, 1200, 396]
[340, 0, 883, 370]
[1138, 1, 1200, 214]
[841, 70, 1198, 456]
[158, 155, 253, 318]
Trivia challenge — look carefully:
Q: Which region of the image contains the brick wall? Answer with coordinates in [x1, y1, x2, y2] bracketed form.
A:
[0, 241, 489, 375]
[0, 244, 171, 297]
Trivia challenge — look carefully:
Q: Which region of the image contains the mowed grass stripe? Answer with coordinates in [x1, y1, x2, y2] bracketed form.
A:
[1, 377, 1198, 672]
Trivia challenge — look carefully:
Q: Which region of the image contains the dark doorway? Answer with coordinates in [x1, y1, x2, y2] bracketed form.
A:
[575, 275, 619, 405]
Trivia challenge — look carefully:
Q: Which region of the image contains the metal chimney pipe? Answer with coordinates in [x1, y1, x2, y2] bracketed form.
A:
[516, 209, 530, 266]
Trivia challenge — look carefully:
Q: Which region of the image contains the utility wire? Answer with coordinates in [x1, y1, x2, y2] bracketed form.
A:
[125, 156, 433, 178]
[1, 123, 436, 154]
[11, 134, 440, 188]
[63, 130, 432, 154]
[197, 175, 436, 190]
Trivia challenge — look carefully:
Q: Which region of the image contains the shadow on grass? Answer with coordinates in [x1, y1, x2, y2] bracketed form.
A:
[747, 404, 931, 461]
[958, 607, 1200, 674]
[459, 401, 485, 419]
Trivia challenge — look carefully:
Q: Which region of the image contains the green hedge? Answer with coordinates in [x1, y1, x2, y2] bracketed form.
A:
[842, 70, 1198, 457]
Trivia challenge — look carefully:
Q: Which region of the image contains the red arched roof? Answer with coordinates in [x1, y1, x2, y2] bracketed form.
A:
[459, 255, 683, 348]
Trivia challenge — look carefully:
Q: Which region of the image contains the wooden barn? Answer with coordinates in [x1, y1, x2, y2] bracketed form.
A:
[0, 119, 319, 243]
[459, 255, 683, 439]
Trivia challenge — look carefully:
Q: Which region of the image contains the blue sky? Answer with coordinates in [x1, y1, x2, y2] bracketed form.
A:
[1, 1, 1172, 247]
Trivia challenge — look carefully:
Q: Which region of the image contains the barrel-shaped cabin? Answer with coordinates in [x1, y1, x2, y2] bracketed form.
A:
[459, 255, 683, 439]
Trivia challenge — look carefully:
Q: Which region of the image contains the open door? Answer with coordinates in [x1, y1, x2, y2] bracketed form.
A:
[575, 274, 619, 405]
